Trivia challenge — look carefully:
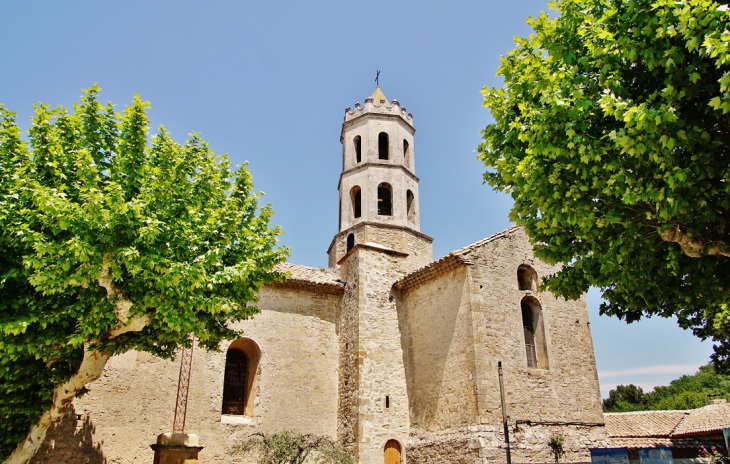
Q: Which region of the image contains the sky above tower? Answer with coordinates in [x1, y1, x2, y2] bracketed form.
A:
[0, 0, 713, 397]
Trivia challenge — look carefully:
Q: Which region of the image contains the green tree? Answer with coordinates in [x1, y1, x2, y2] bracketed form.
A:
[232, 431, 355, 464]
[603, 364, 730, 412]
[602, 384, 647, 412]
[479, 0, 730, 368]
[0, 86, 288, 463]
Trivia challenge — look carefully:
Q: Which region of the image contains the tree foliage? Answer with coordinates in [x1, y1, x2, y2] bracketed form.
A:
[479, 0, 730, 367]
[0, 86, 288, 462]
[232, 431, 355, 464]
[603, 364, 730, 411]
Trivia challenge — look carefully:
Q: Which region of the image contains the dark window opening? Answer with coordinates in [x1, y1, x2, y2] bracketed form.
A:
[403, 139, 409, 160]
[378, 184, 392, 216]
[385, 396, 390, 408]
[222, 349, 248, 415]
[378, 132, 389, 160]
[406, 190, 415, 222]
[354, 136, 361, 163]
[347, 233, 355, 252]
[518, 265, 538, 291]
[521, 300, 537, 369]
[351, 186, 361, 219]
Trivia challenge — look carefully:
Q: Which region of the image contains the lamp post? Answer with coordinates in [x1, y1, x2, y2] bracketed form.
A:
[498, 361, 512, 464]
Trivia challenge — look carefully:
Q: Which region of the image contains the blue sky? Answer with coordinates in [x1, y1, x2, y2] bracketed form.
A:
[0, 1, 714, 397]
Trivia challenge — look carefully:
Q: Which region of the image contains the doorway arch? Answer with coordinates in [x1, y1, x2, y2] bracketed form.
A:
[384, 439, 401, 464]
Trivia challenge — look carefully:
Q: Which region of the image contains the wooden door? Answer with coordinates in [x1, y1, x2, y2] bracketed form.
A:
[384, 440, 401, 464]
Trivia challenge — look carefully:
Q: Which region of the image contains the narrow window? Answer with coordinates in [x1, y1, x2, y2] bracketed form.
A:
[378, 183, 392, 216]
[351, 186, 361, 219]
[521, 296, 549, 369]
[521, 302, 537, 369]
[378, 132, 389, 160]
[222, 349, 248, 415]
[517, 265, 538, 291]
[385, 395, 390, 408]
[403, 139, 409, 160]
[354, 136, 362, 163]
[406, 190, 415, 222]
[347, 233, 355, 252]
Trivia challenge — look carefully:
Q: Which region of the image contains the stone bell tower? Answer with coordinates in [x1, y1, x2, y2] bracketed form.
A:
[327, 86, 433, 271]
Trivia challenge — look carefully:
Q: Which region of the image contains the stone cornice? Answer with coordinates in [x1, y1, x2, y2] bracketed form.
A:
[268, 279, 345, 295]
[327, 222, 434, 255]
[337, 242, 409, 266]
[338, 162, 419, 190]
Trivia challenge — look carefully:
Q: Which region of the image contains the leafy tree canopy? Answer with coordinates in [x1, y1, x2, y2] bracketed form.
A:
[479, 0, 730, 367]
[0, 86, 288, 462]
[603, 364, 730, 411]
[232, 431, 355, 464]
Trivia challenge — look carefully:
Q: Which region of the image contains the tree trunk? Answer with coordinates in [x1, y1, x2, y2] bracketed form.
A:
[3, 345, 110, 464]
[4, 265, 150, 464]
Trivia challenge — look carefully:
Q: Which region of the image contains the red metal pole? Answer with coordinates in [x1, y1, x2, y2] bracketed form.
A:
[172, 335, 195, 434]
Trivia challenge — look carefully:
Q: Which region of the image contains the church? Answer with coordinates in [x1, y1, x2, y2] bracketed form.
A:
[31, 87, 608, 464]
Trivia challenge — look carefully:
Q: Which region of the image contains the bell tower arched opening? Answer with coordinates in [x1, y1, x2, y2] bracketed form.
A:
[378, 132, 389, 160]
[378, 183, 392, 216]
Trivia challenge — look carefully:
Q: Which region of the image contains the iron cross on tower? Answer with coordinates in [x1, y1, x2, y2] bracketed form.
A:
[375, 70, 380, 86]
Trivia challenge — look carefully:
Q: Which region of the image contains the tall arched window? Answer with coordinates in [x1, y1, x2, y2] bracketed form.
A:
[517, 265, 538, 292]
[403, 139, 409, 161]
[351, 186, 361, 219]
[222, 349, 248, 415]
[354, 136, 362, 163]
[379, 132, 389, 160]
[378, 183, 392, 216]
[406, 190, 415, 222]
[347, 233, 355, 252]
[520, 296, 549, 369]
[222, 338, 261, 417]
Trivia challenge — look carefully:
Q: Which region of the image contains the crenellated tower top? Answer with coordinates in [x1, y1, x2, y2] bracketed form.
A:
[342, 86, 414, 127]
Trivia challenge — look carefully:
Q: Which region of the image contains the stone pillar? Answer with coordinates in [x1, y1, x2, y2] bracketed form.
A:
[150, 433, 203, 464]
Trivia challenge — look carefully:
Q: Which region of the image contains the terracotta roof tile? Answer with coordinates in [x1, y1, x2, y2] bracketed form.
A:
[606, 401, 730, 439]
[604, 411, 688, 437]
[673, 401, 730, 436]
[271, 262, 344, 292]
[610, 437, 723, 450]
[395, 226, 521, 291]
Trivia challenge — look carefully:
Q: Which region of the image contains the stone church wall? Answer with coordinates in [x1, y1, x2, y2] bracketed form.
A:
[398, 266, 480, 431]
[32, 285, 342, 464]
[468, 228, 604, 428]
[396, 228, 607, 463]
[346, 247, 411, 464]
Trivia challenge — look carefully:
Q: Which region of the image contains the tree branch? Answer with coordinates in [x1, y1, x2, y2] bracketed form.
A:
[660, 224, 730, 258]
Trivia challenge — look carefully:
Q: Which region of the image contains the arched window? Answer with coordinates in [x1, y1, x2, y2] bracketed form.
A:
[351, 186, 361, 219]
[403, 139, 409, 160]
[222, 338, 261, 416]
[347, 233, 355, 252]
[354, 136, 362, 163]
[517, 265, 538, 291]
[384, 440, 401, 464]
[222, 349, 248, 415]
[406, 190, 415, 222]
[378, 132, 389, 160]
[378, 183, 392, 216]
[520, 296, 549, 369]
